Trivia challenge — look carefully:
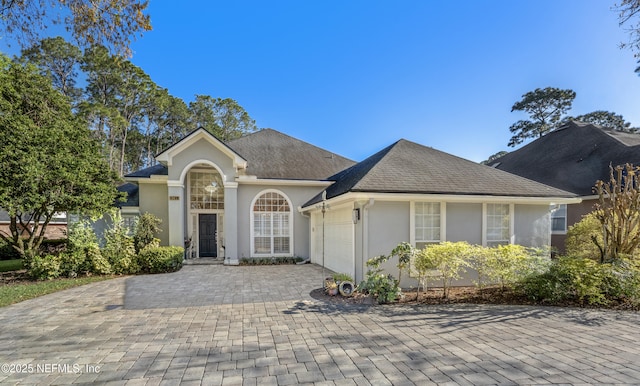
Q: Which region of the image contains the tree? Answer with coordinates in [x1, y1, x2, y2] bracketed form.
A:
[481, 151, 509, 165]
[189, 95, 257, 141]
[564, 110, 637, 132]
[20, 37, 83, 104]
[593, 163, 640, 262]
[508, 87, 576, 147]
[0, 0, 151, 57]
[0, 55, 120, 258]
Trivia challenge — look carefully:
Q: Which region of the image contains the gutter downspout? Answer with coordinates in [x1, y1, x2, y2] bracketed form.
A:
[360, 198, 375, 282]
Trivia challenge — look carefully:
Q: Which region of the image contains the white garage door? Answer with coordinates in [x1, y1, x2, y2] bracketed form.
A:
[311, 207, 354, 278]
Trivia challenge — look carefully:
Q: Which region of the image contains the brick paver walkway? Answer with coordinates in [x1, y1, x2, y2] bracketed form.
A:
[1, 264, 640, 385]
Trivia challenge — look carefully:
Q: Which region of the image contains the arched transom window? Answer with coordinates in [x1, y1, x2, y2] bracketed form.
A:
[190, 170, 224, 210]
[252, 191, 292, 256]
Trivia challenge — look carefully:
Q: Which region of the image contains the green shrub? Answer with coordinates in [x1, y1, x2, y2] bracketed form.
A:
[518, 256, 608, 305]
[417, 242, 471, 298]
[102, 211, 138, 274]
[359, 255, 401, 304]
[59, 251, 89, 277]
[0, 239, 21, 260]
[133, 212, 162, 254]
[136, 246, 184, 274]
[86, 245, 112, 275]
[28, 254, 61, 280]
[565, 213, 603, 261]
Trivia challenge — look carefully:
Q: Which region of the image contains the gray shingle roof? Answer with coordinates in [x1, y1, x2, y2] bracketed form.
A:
[125, 129, 355, 181]
[493, 121, 640, 196]
[304, 139, 575, 207]
[125, 164, 168, 178]
[117, 183, 139, 207]
[226, 129, 355, 180]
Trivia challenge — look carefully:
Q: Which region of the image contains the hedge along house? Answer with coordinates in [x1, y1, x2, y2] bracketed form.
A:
[120, 128, 579, 284]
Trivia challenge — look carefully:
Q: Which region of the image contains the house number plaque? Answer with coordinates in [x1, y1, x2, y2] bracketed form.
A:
[169, 196, 180, 201]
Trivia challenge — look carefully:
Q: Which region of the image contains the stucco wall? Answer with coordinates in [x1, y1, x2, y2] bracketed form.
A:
[167, 138, 237, 183]
[446, 203, 482, 243]
[514, 204, 551, 249]
[367, 201, 410, 283]
[236, 184, 326, 259]
[138, 183, 169, 246]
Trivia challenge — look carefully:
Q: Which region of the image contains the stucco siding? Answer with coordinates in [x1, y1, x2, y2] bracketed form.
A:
[138, 183, 169, 246]
[552, 199, 595, 253]
[167, 138, 236, 183]
[367, 201, 409, 282]
[514, 204, 551, 248]
[236, 184, 326, 259]
[446, 203, 482, 244]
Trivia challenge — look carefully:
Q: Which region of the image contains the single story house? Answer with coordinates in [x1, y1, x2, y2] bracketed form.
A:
[119, 128, 578, 285]
[491, 121, 640, 253]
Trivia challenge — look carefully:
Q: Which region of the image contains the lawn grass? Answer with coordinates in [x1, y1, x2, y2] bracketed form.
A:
[0, 276, 114, 307]
[0, 259, 23, 272]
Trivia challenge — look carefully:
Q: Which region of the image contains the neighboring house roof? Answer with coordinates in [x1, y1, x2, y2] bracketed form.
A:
[304, 138, 576, 207]
[492, 121, 640, 196]
[117, 182, 139, 207]
[226, 129, 355, 180]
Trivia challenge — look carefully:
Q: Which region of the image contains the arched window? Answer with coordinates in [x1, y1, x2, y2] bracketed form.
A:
[251, 191, 292, 256]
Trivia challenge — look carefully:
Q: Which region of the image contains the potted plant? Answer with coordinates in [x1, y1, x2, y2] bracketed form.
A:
[325, 279, 339, 296]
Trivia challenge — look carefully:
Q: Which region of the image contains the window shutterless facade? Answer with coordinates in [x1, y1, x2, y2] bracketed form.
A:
[251, 190, 293, 256]
[550, 204, 567, 234]
[484, 203, 513, 246]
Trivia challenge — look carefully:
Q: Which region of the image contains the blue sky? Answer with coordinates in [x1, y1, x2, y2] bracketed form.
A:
[15, 1, 640, 162]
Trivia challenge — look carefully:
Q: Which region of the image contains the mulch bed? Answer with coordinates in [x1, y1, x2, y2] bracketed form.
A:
[311, 285, 640, 311]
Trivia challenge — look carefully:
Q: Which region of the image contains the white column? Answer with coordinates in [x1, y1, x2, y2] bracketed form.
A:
[167, 181, 185, 248]
[223, 182, 239, 265]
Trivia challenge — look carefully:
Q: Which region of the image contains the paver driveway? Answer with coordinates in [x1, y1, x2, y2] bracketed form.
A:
[1, 264, 640, 385]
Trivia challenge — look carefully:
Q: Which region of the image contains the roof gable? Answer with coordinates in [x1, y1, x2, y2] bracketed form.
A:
[226, 129, 355, 180]
[494, 121, 640, 195]
[155, 128, 247, 169]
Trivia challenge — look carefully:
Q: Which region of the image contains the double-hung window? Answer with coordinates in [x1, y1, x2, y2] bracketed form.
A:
[485, 203, 511, 247]
[550, 204, 567, 234]
[414, 202, 442, 249]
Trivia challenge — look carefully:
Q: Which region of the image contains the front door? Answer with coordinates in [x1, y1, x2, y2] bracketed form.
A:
[199, 214, 217, 257]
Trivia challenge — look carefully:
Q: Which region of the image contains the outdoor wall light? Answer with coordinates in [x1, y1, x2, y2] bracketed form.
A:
[352, 208, 360, 224]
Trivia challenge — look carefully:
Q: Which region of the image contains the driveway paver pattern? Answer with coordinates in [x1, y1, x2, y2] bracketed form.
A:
[1, 264, 640, 385]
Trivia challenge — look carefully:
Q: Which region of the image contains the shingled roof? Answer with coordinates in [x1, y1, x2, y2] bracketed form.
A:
[226, 129, 355, 180]
[304, 139, 575, 207]
[125, 129, 355, 181]
[493, 121, 640, 196]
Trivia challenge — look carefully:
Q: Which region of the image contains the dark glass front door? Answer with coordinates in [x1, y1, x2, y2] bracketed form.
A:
[198, 214, 217, 257]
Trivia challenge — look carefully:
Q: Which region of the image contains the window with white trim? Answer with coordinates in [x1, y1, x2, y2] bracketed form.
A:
[190, 170, 224, 210]
[550, 204, 567, 234]
[252, 191, 291, 256]
[415, 202, 441, 249]
[486, 203, 510, 247]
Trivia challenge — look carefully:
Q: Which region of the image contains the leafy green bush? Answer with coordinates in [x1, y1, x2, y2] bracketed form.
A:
[565, 213, 603, 261]
[417, 242, 471, 298]
[0, 239, 21, 260]
[136, 246, 184, 274]
[59, 251, 89, 277]
[239, 256, 304, 265]
[359, 255, 401, 304]
[133, 212, 162, 254]
[102, 211, 138, 274]
[518, 256, 608, 305]
[27, 254, 61, 280]
[472, 244, 545, 291]
[86, 245, 112, 275]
